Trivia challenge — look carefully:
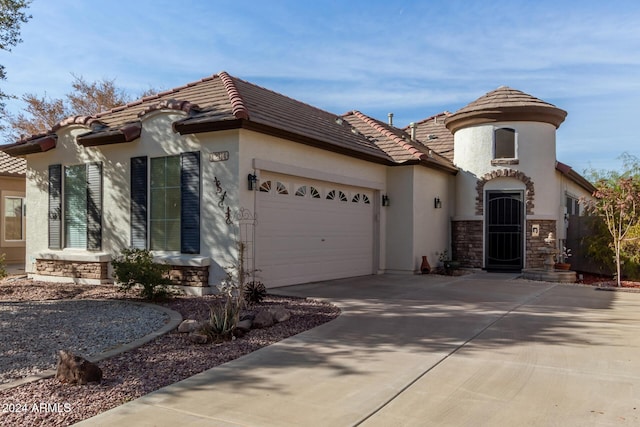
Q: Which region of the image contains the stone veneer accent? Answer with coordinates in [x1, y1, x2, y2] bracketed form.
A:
[452, 220, 483, 268]
[35, 259, 109, 280]
[452, 219, 557, 269]
[475, 168, 535, 216]
[167, 265, 209, 287]
[525, 220, 557, 269]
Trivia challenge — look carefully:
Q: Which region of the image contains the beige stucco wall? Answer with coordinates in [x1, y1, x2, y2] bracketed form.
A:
[24, 112, 398, 285]
[0, 175, 26, 263]
[25, 112, 218, 278]
[386, 165, 453, 273]
[453, 121, 559, 217]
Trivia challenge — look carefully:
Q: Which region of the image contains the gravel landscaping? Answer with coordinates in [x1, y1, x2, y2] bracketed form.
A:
[0, 277, 340, 427]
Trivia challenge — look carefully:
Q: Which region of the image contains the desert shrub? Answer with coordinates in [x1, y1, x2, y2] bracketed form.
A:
[111, 248, 174, 300]
[0, 253, 7, 279]
[201, 280, 241, 341]
[243, 280, 267, 305]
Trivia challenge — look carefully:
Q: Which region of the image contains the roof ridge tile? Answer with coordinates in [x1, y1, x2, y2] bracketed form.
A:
[218, 71, 250, 120]
[351, 110, 425, 161]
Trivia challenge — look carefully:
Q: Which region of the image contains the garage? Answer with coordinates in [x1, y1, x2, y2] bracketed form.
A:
[255, 173, 376, 287]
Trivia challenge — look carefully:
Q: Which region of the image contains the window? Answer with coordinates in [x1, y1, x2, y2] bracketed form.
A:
[566, 195, 580, 216]
[48, 163, 102, 250]
[150, 156, 181, 251]
[64, 165, 88, 248]
[4, 196, 25, 241]
[327, 190, 347, 202]
[352, 193, 371, 204]
[494, 128, 516, 159]
[130, 152, 200, 254]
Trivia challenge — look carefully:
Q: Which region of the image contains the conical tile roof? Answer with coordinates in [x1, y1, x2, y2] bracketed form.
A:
[445, 86, 567, 133]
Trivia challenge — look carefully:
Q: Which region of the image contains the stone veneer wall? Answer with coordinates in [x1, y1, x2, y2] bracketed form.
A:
[453, 219, 557, 270]
[452, 220, 483, 268]
[35, 259, 209, 287]
[167, 265, 209, 287]
[35, 259, 109, 280]
[525, 220, 556, 269]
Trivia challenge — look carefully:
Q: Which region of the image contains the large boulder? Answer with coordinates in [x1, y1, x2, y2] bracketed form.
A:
[270, 306, 291, 323]
[178, 319, 200, 333]
[56, 350, 103, 385]
[252, 309, 275, 328]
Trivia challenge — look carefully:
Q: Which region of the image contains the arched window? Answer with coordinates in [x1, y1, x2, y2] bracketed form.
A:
[494, 128, 516, 159]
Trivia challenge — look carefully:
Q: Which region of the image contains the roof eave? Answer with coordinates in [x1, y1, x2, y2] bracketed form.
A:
[445, 106, 567, 133]
[176, 118, 396, 166]
[0, 135, 57, 156]
[556, 161, 596, 194]
[77, 122, 142, 147]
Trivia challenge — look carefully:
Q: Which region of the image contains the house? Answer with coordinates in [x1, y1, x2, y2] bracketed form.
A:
[0, 151, 26, 263]
[0, 73, 594, 293]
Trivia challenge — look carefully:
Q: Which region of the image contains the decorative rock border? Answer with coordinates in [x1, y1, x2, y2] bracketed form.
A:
[0, 300, 182, 391]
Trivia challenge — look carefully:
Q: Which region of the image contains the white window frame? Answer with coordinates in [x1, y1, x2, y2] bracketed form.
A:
[1, 191, 26, 246]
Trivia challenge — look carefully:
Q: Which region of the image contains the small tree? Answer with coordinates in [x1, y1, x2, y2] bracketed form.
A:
[583, 176, 640, 286]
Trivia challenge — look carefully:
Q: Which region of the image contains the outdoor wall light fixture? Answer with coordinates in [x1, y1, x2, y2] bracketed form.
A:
[382, 194, 390, 206]
[434, 197, 442, 209]
[247, 173, 257, 191]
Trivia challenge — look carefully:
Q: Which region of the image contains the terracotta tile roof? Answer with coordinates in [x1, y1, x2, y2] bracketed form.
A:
[408, 112, 454, 162]
[0, 151, 26, 176]
[344, 111, 456, 173]
[1, 72, 397, 164]
[445, 86, 567, 133]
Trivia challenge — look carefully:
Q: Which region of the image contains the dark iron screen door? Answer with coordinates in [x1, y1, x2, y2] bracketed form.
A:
[486, 191, 524, 271]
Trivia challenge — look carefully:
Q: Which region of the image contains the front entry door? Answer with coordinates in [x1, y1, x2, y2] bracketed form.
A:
[486, 191, 524, 271]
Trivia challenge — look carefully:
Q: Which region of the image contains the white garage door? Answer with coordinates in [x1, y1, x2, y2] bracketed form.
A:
[255, 174, 375, 287]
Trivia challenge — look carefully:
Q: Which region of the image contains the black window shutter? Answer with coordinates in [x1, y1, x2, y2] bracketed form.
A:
[180, 151, 200, 254]
[86, 162, 103, 251]
[130, 156, 148, 249]
[48, 164, 62, 249]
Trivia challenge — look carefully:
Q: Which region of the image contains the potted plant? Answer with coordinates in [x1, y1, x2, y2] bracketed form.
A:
[555, 246, 572, 270]
[439, 250, 460, 275]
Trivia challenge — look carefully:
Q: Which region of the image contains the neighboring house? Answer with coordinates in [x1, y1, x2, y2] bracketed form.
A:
[0, 151, 26, 263]
[0, 73, 593, 292]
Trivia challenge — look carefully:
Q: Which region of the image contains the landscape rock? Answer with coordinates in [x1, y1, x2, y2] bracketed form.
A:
[270, 306, 291, 323]
[188, 332, 210, 344]
[252, 309, 275, 328]
[56, 350, 103, 385]
[178, 319, 200, 333]
[236, 318, 252, 332]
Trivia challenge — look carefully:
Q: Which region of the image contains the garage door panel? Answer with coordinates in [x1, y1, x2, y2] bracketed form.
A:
[256, 176, 374, 287]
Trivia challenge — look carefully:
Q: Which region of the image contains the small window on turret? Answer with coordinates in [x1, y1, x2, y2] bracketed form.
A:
[494, 128, 516, 159]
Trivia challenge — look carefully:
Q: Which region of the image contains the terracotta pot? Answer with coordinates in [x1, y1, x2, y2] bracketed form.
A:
[420, 256, 431, 274]
[555, 263, 571, 270]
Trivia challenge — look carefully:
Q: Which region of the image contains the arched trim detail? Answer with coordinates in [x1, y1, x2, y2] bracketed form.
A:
[475, 169, 535, 215]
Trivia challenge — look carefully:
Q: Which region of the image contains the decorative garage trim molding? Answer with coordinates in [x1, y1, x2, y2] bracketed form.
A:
[253, 159, 384, 190]
[475, 168, 535, 216]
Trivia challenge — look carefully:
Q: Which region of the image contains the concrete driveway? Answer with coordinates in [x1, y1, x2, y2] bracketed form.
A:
[77, 273, 640, 426]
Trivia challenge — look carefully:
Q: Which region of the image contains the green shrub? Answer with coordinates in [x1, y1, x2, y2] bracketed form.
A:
[244, 280, 267, 305]
[111, 248, 174, 300]
[202, 298, 239, 342]
[0, 253, 7, 279]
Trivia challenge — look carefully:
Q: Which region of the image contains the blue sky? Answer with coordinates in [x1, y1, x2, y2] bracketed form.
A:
[1, 0, 639, 173]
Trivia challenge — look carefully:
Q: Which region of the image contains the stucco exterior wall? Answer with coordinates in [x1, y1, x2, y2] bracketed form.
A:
[412, 166, 454, 271]
[385, 165, 453, 273]
[25, 112, 222, 282]
[453, 121, 559, 217]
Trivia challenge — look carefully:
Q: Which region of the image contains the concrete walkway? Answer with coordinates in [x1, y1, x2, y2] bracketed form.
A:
[76, 273, 640, 426]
